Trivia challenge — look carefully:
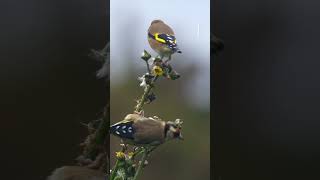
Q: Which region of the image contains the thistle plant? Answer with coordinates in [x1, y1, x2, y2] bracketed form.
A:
[110, 50, 183, 180]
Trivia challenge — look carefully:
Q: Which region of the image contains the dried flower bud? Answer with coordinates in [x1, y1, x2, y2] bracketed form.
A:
[168, 71, 180, 80]
[152, 57, 162, 65]
[163, 63, 173, 73]
[141, 50, 151, 61]
[138, 76, 147, 88]
[146, 92, 156, 104]
[138, 73, 155, 88]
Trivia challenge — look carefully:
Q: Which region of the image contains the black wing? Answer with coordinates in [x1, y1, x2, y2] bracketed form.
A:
[110, 120, 135, 140]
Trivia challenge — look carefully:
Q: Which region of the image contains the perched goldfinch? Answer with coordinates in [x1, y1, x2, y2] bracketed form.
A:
[147, 20, 181, 61]
[110, 114, 183, 146]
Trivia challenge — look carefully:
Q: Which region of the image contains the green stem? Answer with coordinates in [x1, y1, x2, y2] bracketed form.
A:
[110, 159, 120, 180]
[110, 144, 127, 180]
[133, 149, 148, 180]
[146, 61, 151, 74]
[135, 76, 158, 113]
[129, 148, 142, 160]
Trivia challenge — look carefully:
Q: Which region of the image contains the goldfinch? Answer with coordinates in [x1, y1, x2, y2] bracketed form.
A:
[110, 114, 183, 146]
[147, 20, 181, 62]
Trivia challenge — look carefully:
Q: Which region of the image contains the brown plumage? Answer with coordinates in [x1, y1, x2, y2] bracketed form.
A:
[127, 114, 166, 145]
[148, 20, 174, 37]
[147, 20, 181, 60]
[110, 113, 183, 146]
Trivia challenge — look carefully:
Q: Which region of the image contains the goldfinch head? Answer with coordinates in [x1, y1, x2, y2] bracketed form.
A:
[148, 20, 182, 56]
[165, 119, 184, 141]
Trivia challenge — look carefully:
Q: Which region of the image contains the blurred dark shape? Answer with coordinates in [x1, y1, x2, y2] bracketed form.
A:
[75, 47, 110, 173]
[213, 0, 320, 179]
[211, 33, 224, 54]
[90, 43, 110, 80]
[48, 42, 110, 180]
[47, 166, 106, 180]
[0, 0, 108, 179]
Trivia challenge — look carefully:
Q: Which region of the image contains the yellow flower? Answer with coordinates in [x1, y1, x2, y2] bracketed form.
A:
[152, 66, 164, 76]
[115, 151, 125, 159]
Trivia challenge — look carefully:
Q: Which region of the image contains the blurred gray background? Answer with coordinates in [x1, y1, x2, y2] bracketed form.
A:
[110, 0, 210, 180]
[111, 0, 210, 109]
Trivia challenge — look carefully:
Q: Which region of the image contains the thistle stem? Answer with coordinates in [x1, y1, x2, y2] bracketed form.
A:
[133, 149, 148, 180]
[111, 56, 159, 180]
[135, 76, 158, 113]
[110, 144, 127, 180]
[110, 159, 120, 180]
[146, 61, 151, 74]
